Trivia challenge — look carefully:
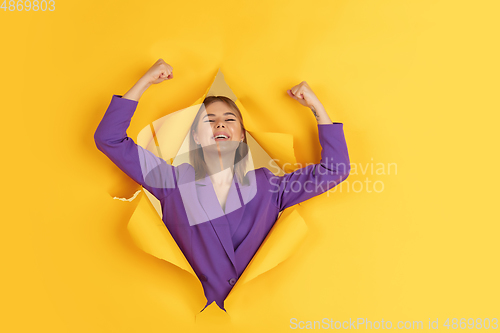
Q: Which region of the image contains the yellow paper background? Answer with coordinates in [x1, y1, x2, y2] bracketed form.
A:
[2, 0, 500, 332]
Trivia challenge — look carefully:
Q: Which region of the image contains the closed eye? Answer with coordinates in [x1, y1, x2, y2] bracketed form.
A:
[204, 119, 236, 122]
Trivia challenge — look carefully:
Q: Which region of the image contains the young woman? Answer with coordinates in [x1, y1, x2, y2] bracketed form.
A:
[94, 58, 350, 312]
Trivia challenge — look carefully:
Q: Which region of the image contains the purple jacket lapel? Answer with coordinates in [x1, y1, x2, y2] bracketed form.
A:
[192, 170, 257, 270]
[194, 174, 237, 268]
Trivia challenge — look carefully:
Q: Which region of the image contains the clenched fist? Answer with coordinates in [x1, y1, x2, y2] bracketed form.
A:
[287, 81, 333, 124]
[287, 81, 321, 109]
[142, 58, 174, 85]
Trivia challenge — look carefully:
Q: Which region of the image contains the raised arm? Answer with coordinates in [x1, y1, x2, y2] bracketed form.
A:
[94, 59, 178, 200]
[122, 59, 173, 101]
[287, 81, 334, 124]
[263, 81, 350, 211]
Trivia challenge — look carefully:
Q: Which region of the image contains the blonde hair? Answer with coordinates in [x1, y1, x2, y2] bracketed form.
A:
[189, 96, 250, 185]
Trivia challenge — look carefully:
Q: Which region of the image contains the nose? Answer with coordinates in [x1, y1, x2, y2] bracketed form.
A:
[214, 120, 226, 128]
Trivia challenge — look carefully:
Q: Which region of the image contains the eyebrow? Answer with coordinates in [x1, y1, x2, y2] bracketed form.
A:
[202, 112, 236, 119]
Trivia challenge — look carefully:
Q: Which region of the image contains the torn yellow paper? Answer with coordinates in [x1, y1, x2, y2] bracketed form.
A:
[126, 68, 309, 309]
[245, 131, 297, 173]
[127, 190, 196, 277]
[224, 207, 308, 308]
[195, 301, 231, 324]
[229, 208, 307, 287]
[112, 189, 142, 202]
[138, 103, 200, 162]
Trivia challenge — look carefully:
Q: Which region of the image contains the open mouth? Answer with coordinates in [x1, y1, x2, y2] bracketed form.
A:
[213, 134, 230, 141]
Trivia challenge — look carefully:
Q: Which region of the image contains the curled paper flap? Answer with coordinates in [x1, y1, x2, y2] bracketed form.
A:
[206, 68, 238, 101]
[127, 190, 196, 276]
[195, 301, 231, 323]
[229, 207, 307, 286]
[232, 97, 298, 170]
[112, 189, 142, 202]
[245, 130, 297, 173]
[224, 207, 308, 305]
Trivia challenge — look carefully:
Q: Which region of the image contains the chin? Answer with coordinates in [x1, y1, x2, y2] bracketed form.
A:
[204, 141, 240, 153]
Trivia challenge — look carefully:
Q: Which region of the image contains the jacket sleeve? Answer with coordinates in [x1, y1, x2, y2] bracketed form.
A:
[94, 94, 178, 200]
[262, 123, 350, 212]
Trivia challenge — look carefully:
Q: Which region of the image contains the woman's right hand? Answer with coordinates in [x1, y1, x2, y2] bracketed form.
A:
[122, 59, 173, 101]
[142, 58, 173, 85]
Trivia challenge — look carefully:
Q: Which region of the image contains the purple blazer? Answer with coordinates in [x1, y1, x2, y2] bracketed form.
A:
[94, 95, 350, 311]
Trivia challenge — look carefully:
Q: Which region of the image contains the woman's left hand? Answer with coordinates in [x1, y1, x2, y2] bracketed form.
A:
[287, 81, 323, 109]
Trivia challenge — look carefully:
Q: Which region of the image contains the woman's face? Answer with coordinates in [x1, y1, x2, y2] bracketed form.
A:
[193, 101, 245, 150]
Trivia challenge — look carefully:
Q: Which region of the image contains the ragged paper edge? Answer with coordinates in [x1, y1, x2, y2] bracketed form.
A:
[224, 207, 308, 306]
[195, 301, 231, 323]
[112, 189, 142, 202]
[127, 189, 196, 277]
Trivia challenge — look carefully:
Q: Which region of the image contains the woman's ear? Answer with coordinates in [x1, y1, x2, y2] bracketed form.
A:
[192, 130, 199, 145]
